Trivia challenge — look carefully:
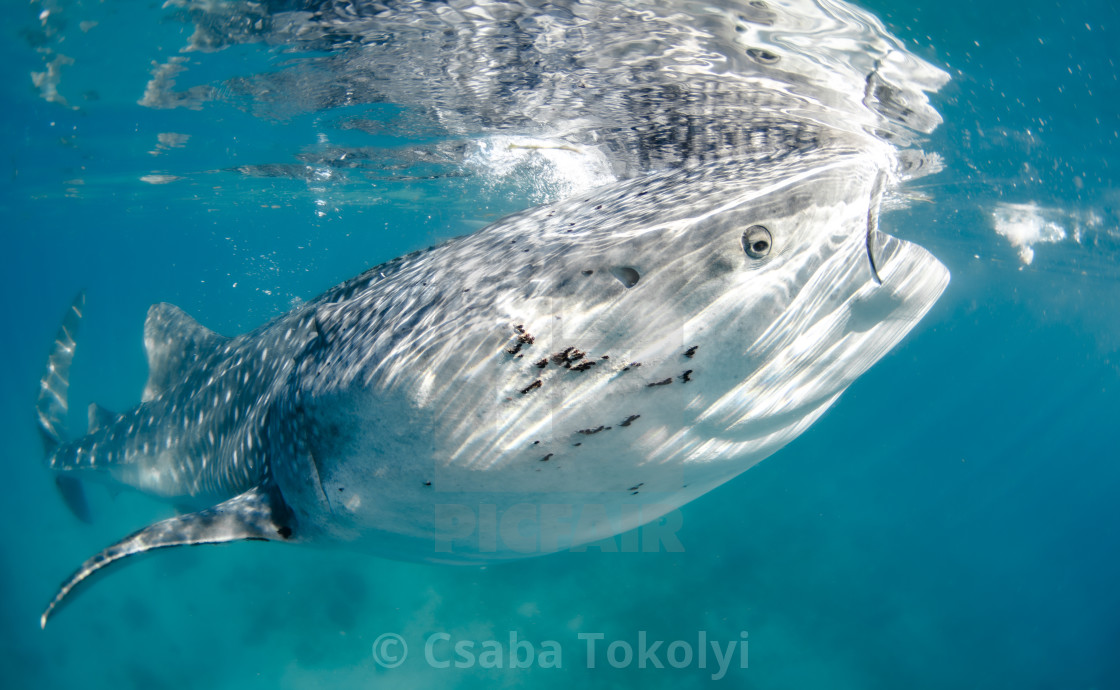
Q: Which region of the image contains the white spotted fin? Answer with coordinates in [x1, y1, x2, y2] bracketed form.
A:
[40, 478, 295, 628]
[142, 303, 228, 402]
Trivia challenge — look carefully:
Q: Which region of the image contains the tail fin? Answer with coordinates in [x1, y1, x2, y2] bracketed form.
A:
[37, 292, 92, 523]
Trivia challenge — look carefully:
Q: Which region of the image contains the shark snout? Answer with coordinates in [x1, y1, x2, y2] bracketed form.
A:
[862, 228, 950, 311]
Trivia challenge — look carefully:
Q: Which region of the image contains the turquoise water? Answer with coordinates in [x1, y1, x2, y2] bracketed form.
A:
[2, 0, 1118, 688]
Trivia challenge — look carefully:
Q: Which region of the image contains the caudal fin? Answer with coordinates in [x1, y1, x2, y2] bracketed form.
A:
[36, 292, 84, 452]
[36, 292, 92, 523]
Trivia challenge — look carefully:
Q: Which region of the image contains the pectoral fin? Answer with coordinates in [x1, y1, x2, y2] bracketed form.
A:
[41, 479, 294, 628]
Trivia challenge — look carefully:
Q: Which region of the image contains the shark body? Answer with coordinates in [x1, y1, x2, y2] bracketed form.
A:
[38, 145, 948, 626]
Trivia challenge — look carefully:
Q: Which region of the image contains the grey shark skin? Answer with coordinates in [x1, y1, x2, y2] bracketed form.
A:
[37, 144, 948, 627]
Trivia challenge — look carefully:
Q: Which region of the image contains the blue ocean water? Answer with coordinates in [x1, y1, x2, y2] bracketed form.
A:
[2, 0, 1118, 688]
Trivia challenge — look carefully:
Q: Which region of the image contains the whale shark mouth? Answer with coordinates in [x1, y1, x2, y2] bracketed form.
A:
[861, 174, 945, 297]
[867, 226, 944, 291]
[867, 227, 884, 285]
[866, 171, 887, 285]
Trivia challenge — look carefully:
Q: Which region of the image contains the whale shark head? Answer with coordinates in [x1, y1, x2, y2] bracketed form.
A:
[568, 150, 950, 450]
[274, 144, 949, 554]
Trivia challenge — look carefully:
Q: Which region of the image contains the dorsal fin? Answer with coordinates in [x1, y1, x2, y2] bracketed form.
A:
[142, 303, 226, 401]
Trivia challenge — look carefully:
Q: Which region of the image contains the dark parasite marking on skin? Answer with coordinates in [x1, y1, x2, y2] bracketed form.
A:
[578, 426, 607, 435]
[277, 526, 293, 539]
[506, 324, 536, 355]
[648, 378, 673, 387]
[534, 357, 549, 369]
[621, 362, 641, 372]
[619, 414, 641, 427]
[423, 481, 432, 487]
[552, 347, 585, 366]
[680, 370, 693, 383]
[520, 379, 542, 395]
[540, 454, 553, 462]
[684, 345, 699, 358]
[582, 270, 594, 276]
[570, 360, 596, 372]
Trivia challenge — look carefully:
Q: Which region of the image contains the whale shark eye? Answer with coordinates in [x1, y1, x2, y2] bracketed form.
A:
[742, 225, 772, 259]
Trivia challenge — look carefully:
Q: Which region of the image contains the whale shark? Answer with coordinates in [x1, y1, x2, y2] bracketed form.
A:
[34, 0, 954, 627]
[37, 143, 948, 627]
